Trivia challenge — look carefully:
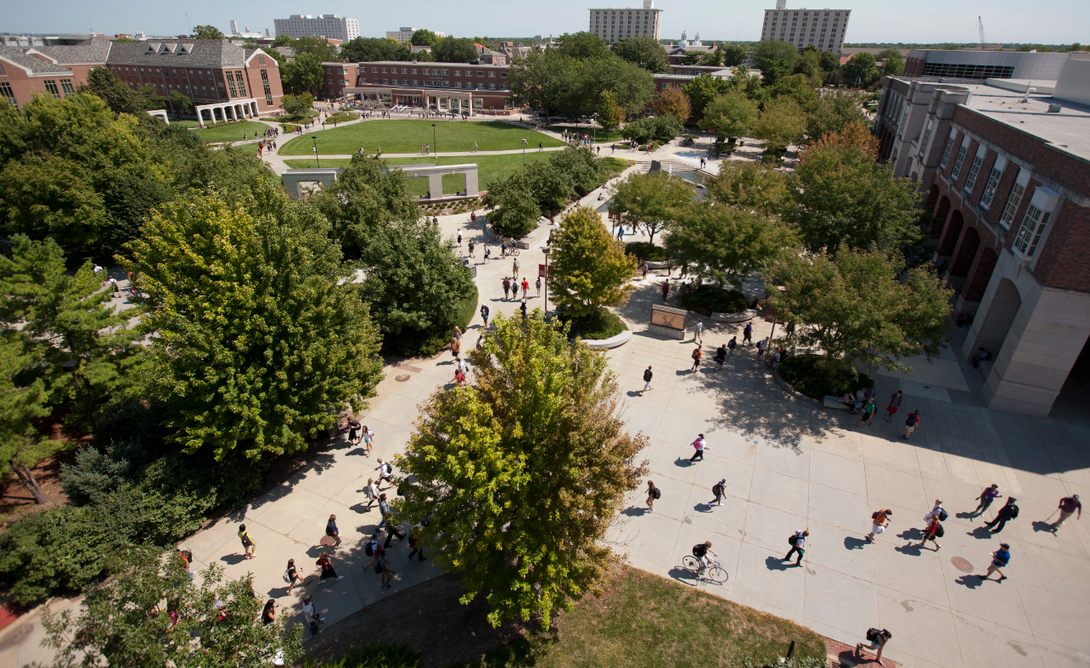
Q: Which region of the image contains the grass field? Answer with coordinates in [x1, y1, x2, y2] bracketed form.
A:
[278, 120, 566, 156]
[548, 125, 626, 143]
[284, 152, 556, 196]
[459, 566, 827, 668]
[176, 121, 271, 144]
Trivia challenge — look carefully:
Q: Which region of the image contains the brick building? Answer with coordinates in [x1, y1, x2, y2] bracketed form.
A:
[0, 36, 111, 107]
[104, 40, 284, 123]
[344, 60, 514, 113]
[872, 53, 1090, 416]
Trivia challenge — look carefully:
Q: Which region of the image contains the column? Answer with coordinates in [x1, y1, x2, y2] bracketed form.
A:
[427, 173, 443, 199]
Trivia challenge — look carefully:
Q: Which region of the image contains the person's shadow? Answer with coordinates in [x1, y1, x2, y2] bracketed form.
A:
[622, 506, 649, 517]
[1032, 520, 1057, 534]
[675, 457, 694, 467]
[765, 555, 791, 571]
[626, 390, 642, 397]
[956, 511, 978, 521]
[895, 542, 925, 557]
[844, 536, 868, 550]
[897, 528, 924, 541]
[968, 526, 993, 540]
[955, 574, 984, 589]
[220, 553, 248, 565]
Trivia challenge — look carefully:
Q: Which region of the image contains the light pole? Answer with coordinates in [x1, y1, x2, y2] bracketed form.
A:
[61, 359, 97, 432]
[521, 138, 527, 172]
[542, 245, 551, 320]
[312, 136, 320, 168]
[432, 123, 437, 155]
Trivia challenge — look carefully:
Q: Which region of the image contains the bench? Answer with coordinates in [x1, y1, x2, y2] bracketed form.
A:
[824, 396, 851, 411]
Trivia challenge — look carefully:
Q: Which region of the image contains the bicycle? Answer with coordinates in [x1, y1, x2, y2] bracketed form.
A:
[681, 556, 728, 583]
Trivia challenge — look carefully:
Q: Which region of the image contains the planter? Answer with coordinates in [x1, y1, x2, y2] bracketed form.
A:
[773, 368, 822, 408]
[710, 309, 758, 323]
[583, 314, 633, 349]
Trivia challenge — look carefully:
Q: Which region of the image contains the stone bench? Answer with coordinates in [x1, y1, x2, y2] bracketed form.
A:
[644, 260, 672, 270]
[710, 309, 758, 323]
[824, 395, 851, 411]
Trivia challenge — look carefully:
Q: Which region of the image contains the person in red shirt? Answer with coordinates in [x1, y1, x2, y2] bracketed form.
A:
[521, 278, 529, 299]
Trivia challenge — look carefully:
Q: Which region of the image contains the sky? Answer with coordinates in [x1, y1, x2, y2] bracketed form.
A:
[4, 0, 1085, 45]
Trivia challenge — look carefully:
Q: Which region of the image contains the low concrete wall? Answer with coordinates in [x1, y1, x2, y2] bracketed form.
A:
[710, 309, 758, 323]
[644, 260, 672, 270]
[772, 368, 822, 408]
[582, 315, 633, 349]
[647, 323, 685, 340]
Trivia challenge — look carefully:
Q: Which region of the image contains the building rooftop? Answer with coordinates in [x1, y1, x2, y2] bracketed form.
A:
[358, 60, 508, 67]
[106, 39, 247, 67]
[0, 48, 74, 74]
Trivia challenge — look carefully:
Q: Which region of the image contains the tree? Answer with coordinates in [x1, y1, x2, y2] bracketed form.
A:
[682, 72, 731, 120]
[619, 115, 683, 145]
[820, 50, 841, 80]
[281, 92, 314, 116]
[394, 313, 649, 627]
[806, 90, 867, 143]
[612, 35, 670, 73]
[752, 96, 808, 151]
[433, 37, 480, 63]
[706, 161, 790, 218]
[753, 40, 799, 73]
[722, 44, 749, 67]
[596, 90, 625, 132]
[167, 90, 193, 115]
[789, 144, 922, 255]
[549, 206, 636, 317]
[40, 547, 303, 667]
[610, 171, 694, 247]
[78, 67, 151, 115]
[810, 120, 878, 159]
[653, 88, 691, 123]
[878, 49, 905, 77]
[482, 173, 539, 237]
[126, 185, 384, 461]
[556, 31, 610, 61]
[281, 51, 323, 94]
[842, 52, 881, 88]
[766, 246, 953, 373]
[586, 57, 656, 117]
[666, 202, 797, 289]
[0, 336, 57, 505]
[770, 73, 819, 110]
[698, 91, 758, 143]
[793, 49, 825, 84]
[410, 29, 440, 46]
[342, 37, 411, 62]
[191, 25, 225, 40]
[292, 37, 341, 63]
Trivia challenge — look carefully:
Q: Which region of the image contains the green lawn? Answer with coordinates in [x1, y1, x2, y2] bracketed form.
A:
[459, 566, 827, 668]
[278, 120, 566, 156]
[548, 125, 626, 143]
[189, 121, 271, 144]
[284, 152, 555, 196]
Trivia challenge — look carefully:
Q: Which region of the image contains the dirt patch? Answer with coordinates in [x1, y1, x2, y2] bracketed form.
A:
[301, 574, 531, 668]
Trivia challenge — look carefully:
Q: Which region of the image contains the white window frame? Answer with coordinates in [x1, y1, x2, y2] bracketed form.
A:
[950, 136, 971, 180]
[963, 145, 987, 192]
[980, 156, 1006, 209]
[917, 119, 934, 161]
[939, 133, 957, 169]
[1012, 188, 1060, 259]
[998, 168, 1031, 229]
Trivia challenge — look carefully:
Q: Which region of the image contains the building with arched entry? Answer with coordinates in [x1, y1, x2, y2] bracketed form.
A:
[873, 53, 1090, 417]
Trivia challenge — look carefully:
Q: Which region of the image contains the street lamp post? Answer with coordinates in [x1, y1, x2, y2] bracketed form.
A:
[521, 138, 527, 172]
[542, 245, 551, 320]
[432, 123, 437, 155]
[61, 359, 98, 432]
[312, 136, 320, 168]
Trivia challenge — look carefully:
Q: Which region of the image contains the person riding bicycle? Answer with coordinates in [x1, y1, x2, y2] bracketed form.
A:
[692, 541, 716, 573]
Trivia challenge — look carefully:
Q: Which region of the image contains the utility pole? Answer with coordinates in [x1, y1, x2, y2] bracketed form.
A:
[312, 136, 320, 168]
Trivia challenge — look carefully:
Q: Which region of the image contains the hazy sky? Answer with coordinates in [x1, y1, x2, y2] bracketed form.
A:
[4, 0, 1085, 45]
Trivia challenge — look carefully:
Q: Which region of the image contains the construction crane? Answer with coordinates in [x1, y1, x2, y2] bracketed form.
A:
[978, 17, 986, 50]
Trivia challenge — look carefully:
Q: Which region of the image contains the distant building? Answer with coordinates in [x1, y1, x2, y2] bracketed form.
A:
[274, 15, 360, 42]
[872, 52, 1090, 417]
[665, 30, 716, 65]
[589, 1, 663, 45]
[760, 0, 850, 55]
[902, 49, 1070, 80]
[386, 27, 446, 43]
[0, 36, 111, 107]
[345, 60, 514, 113]
[228, 20, 267, 40]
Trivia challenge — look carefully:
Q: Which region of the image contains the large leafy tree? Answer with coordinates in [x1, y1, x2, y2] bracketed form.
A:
[653, 88, 691, 123]
[556, 31, 610, 61]
[610, 170, 693, 246]
[191, 25, 225, 40]
[410, 29, 440, 46]
[0, 336, 57, 505]
[612, 35, 670, 73]
[810, 120, 879, 159]
[586, 57, 656, 117]
[395, 314, 649, 627]
[793, 48, 825, 85]
[281, 51, 324, 95]
[698, 91, 759, 143]
[722, 44, 749, 67]
[549, 206, 636, 318]
[788, 144, 922, 254]
[127, 185, 383, 460]
[752, 96, 808, 151]
[667, 202, 797, 289]
[596, 90, 625, 132]
[342, 37, 411, 62]
[482, 173, 540, 238]
[820, 50, 841, 80]
[433, 37, 480, 63]
[753, 40, 799, 73]
[78, 67, 152, 115]
[706, 161, 790, 218]
[877, 49, 905, 76]
[682, 72, 732, 121]
[766, 246, 953, 372]
[806, 90, 867, 143]
[40, 547, 303, 667]
[842, 52, 881, 88]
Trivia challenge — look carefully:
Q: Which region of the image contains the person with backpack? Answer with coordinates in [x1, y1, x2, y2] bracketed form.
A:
[866, 509, 892, 542]
[885, 390, 903, 423]
[375, 547, 397, 588]
[375, 458, 393, 486]
[315, 552, 343, 584]
[727, 336, 737, 361]
[918, 515, 944, 550]
[903, 410, 921, 439]
[984, 497, 1019, 533]
[646, 480, 660, 512]
[641, 366, 653, 395]
[480, 304, 490, 328]
[238, 524, 256, 559]
[979, 543, 1011, 581]
[692, 541, 716, 573]
[362, 533, 382, 570]
[347, 418, 361, 444]
[468, 240, 475, 258]
[923, 499, 947, 524]
[407, 528, 427, 561]
[325, 514, 342, 549]
[661, 280, 670, 302]
[971, 484, 1002, 519]
[856, 628, 892, 662]
[286, 558, 312, 594]
[783, 529, 809, 566]
[690, 346, 702, 372]
[857, 398, 877, 427]
[689, 434, 708, 462]
[715, 344, 727, 371]
[743, 322, 753, 345]
[709, 478, 726, 507]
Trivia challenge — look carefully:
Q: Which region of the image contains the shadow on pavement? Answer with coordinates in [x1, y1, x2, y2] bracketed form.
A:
[954, 574, 984, 589]
[764, 555, 791, 572]
[844, 536, 868, 550]
[967, 526, 993, 540]
[1031, 520, 1057, 533]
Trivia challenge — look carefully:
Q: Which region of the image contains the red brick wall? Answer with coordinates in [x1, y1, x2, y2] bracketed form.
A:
[1033, 199, 1090, 291]
[0, 63, 84, 107]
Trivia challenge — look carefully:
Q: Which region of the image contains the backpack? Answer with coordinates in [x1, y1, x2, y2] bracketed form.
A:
[325, 523, 336, 537]
[934, 524, 945, 538]
[644, 369, 652, 382]
[788, 533, 798, 546]
[712, 483, 723, 496]
[937, 507, 949, 521]
[365, 541, 376, 557]
[373, 560, 384, 574]
[385, 462, 395, 474]
[651, 487, 661, 499]
[692, 349, 700, 360]
[1010, 504, 1019, 519]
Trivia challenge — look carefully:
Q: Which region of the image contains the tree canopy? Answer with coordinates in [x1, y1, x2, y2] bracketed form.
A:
[653, 88, 691, 123]
[682, 73, 732, 121]
[191, 25, 225, 40]
[433, 37, 480, 63]
[609, 171, 694, 246]
[596, 90, 625, 132]
[549, 206, 636, 317]
[612, 35, 670, 73]
[753, 40, 799, 73]
[721, 44, 749, 67]
[411, 29, 440, 46]
[395, 313, 648, 627]
[555, 32, 611, 61]
[699, 91, 759, 142]
[342, 37, 411, 62]
[706, 161, 790, 219]
[842, 52, 881, 87]
[752, 96, 808, 151]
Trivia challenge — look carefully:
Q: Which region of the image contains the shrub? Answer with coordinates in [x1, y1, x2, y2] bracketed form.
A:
[326, 112, 359, 124]
[622, 116, 684, 144]
[679, 284, 749, 315]
[559, 310, 627, 340]
[60, 441, 142, 506]
[625, 241, 671, 262]
[385, 284, 478, 356]
[778, 354, 873, 400]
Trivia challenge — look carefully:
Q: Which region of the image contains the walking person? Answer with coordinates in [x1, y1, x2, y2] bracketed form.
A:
[480, 304, 490, 328]
[641, 366, 653, 395]
[521, 277, 529, 300]
[362, 425, 374, 456]
[362, 477, 380, 511]
[690, 433, 708, 462]
[866, 509, 892, 542]
[457, 229, 463, 246]
[1050, 494, 1081, 532]
[857, 398, 877, 427]
[646, 480, 660, 512]
[715, 344, 727, 371]
[727, 336, 737, 360]
[407, 528, 427, 561]
[302, 595, 324, 636]
[784, 529, 809, 566]
[918, 514, 943, 550]
[347, 417, 361, 444]
[885, 390, 903, 423]
[451, 335, 461, 359]
[376, 548, 397, 588]
[856, 629, 892, 663]
[536, 276, 542, 298]
[375, 458, 393, 487]
[690, 346, 702, 372]
[743, 322, 753, 345]
[325, 514, 342, 549]
[503, 278, 511, 300]
[468, 240, 475, 258]
[238, 524, 256, 559]
[315, 551, 343, 584]
[693, 319, 704, 344]
[709, 478, 726, 506]
[984, 497, 1019, 533]
[661, 280, 669, 302]
[971, 484, 1002, 519]
[285, 558, 312, 595]
[978, 543, 1011, 581]
[512, 257, 520, 277]
[903, 410, 921, 439]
